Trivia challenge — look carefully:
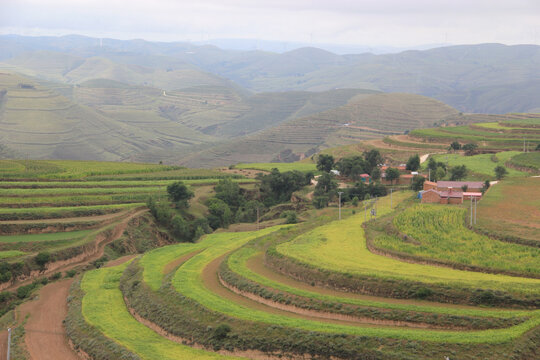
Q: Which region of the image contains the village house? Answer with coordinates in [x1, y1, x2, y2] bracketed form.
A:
[421, 180, 485, 204]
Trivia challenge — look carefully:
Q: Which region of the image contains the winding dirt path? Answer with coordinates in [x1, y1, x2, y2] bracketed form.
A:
[18, 279, 79, 360]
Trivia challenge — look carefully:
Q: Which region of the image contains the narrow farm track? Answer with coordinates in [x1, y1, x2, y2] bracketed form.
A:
[18, 279, 80, 360]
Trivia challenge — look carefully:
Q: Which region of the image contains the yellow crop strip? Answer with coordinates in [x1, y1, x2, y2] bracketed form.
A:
[81, 261, 243, 360]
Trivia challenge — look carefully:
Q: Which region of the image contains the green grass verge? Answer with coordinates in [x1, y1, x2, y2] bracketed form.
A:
[509, 152, 540, 171]
[81, 261, 240, 360]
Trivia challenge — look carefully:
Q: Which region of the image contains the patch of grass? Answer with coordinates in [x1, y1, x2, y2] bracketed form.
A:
[509, 152, 540, 171]
[0, 250, 25, 259]
[0, 203, 141, 220]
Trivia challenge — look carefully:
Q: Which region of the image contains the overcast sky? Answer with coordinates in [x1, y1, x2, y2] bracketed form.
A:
[1, 0, 539, 49]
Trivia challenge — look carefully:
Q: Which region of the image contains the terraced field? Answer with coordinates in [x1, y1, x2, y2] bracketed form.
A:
[0, 160, 251, 288]
[407, 115, 540, 151]
[69, 189, 539, 359]
[235, 162, 317, 173]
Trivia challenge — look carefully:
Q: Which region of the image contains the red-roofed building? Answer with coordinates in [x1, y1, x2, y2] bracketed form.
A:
[437, 181, 484, 192]
[421, 189, 464, 204]
[423, 181, 437, 191]
[359, 174, 371, 183]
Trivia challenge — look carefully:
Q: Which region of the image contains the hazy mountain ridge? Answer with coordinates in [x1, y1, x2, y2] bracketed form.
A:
[1, 35, 538, 113]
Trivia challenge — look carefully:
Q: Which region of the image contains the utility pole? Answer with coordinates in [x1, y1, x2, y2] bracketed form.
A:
[364, 201, 367, 221]
[390, 188, 393, 208]
[428, 168, 431, 182]
[256, 207, 260, 231]
[474, 197, 477, 225]
[338, 192, 343, 220]
[7, 327, 11, 360]
[470, 197, 473, 227]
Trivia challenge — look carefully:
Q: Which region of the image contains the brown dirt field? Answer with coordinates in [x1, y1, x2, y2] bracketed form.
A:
[0, 209, 133, 225]
[18, 279, 80, 360]
[250, 253, 497, 312]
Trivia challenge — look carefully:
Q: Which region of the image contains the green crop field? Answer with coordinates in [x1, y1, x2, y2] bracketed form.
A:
[81, 262, 239, 360]
[0, 203, 142, 220]
[407, 118, 540, 151]
[0, 178, 255, 189]
[0, 159, 180, 179]
[0, 230, 93, 243]
[427, 151, 528, 179]
[236, 163, 317, 173]
[276, 192, 540, 296]
[509, 152, 540, 171]
[372, 205, 539, 276]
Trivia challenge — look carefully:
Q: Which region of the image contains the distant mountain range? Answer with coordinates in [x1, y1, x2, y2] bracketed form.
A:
[0, 34, 538, 165]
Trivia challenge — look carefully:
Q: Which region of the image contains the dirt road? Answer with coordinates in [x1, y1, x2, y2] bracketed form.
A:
[18, 279, 80, 360]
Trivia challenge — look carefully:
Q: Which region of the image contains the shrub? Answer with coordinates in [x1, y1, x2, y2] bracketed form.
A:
[35, 252, 50, 269]
[413, 287, 434, 299]
[282, 211, 298, 224]
[65, 270, 77, 278]
[212, 324, 231, 340]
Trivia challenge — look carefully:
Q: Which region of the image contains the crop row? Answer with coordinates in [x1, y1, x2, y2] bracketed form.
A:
[0, 178, 257, 189]
[376, 205, 539, 276]
[0, 203, 142, 220]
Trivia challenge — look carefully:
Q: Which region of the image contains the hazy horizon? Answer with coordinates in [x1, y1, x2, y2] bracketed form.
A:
[1, 0, 538, 54]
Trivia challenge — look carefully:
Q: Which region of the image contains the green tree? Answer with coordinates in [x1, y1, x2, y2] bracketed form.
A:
[494, 165, 508, 180]
[363, 149, 383, 174]
[215, 178, 244, 213]
[406, 154, 420, 171]
[167, 181, 194, 208]
[385, 167, 400, 185]
[450, 141, 461, 151]
[206, 198, 232, 229]
[314, 173, 338, 197]
[312, 196, 329, 209]
[371, 167, 381, 181]
[434, 167, 446, 182]
[351, 196, 359, 206]
[450, 165, 468, 180]
[411, 176, 426, 191]
[463, 143, 478, 156]
[35, 252, 50, 270]
[171, 215, 190, 241]
[536, 143, 540, 151]
[316, 154, 334, 173]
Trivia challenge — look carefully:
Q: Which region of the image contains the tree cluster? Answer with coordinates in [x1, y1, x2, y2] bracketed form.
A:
[258, 169, 313, 207]
[427, 157, 447, 182]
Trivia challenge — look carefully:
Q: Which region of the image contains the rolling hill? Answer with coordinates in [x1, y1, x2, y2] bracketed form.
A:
[180, 93, 463, 167]
[1, 35, 539, 114]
